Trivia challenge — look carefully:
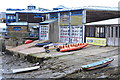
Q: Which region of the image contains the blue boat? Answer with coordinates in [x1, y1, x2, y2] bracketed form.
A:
[35, 42, 52, 47]
[81, 58, 114, 71]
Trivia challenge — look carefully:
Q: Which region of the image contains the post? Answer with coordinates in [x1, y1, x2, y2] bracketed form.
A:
[0, 38, 6, 53]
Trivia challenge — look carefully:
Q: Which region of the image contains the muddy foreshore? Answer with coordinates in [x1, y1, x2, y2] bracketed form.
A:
[1, 53, 120, 79]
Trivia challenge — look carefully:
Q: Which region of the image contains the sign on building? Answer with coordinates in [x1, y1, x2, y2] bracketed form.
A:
[86, 37, 106, 46]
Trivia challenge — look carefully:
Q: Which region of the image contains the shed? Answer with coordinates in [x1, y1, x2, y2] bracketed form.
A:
[85, 18, 120, 46]
[39, 19, 59, 42]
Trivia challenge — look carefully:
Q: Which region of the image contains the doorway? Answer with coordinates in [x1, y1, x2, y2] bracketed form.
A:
[106, 25, 120, 46]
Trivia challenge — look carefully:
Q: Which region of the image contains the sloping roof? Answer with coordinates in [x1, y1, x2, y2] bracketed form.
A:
[85, 18, 119, 25]
[40, 19, 57, 24]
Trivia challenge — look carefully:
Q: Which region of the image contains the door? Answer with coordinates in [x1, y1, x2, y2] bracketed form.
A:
[59, 25, 83, 43]
[70, 25, 83, 43]
[106, 26, 120, 46]
[40, 25, 49, 40]
[59, 26, 69, 43]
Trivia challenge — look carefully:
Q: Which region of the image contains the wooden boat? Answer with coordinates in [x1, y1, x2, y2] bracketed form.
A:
[81, 58, 114, 71]
[24, 40, 33, 44]
[56, 43, 88, 52]
[35, 42, 52, 47]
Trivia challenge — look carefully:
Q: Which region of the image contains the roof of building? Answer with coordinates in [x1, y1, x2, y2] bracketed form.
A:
[40, 19, 57, 24]
[0, 23, 7, 28]
[7, 22, 28, 26]
[72, 6, 119, 11]
[85, 18, 119, 25]
[6, 6, 119, 14]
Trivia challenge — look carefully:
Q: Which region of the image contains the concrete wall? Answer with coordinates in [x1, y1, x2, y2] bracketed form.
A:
[5, 38, 25, 47]
[7, 32, 29, 38]
[49, 21, 59, 42]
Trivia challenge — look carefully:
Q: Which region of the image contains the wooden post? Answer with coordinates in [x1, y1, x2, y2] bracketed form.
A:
[0, 38, 6, 53]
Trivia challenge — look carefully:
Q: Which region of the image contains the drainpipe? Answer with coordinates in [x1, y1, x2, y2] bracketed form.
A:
[58, 13, 60, 42]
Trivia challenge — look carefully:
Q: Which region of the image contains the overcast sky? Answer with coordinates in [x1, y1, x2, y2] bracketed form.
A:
[0, 0, 119, 12]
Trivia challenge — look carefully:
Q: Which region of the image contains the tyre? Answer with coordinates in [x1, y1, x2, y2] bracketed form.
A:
[45, 50, 50, 53]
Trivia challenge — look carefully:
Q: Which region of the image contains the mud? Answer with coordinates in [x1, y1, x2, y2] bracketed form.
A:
[1, 46, 120, 79]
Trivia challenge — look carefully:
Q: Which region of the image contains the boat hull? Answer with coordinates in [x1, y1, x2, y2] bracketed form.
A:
[82, 63, 109, 71]
[35, 42, 52, 47]
[24, 40, 33, 44]
[81, 58, 114, 71]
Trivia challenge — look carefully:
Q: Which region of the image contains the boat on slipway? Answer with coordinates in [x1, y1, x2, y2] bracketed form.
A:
[56, 43, 88, 52]
[81, 58, 114, 71]
[24, 40, 33, 44]
[35, 42, 52, 47]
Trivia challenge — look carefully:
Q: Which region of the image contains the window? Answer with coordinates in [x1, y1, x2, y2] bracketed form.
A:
[95, 27, 99, 37]
[108, 27, 110, 37]
[71, 11, 82, 16]
[118, 27, 120, 38]
[86, 26, 105, 38]
[116, 27, 118, 37]
[13, 27, 22, 31]
[50, 13, 58, 19]
[99, 27, 105, 38]
[111, 27, 113, 37]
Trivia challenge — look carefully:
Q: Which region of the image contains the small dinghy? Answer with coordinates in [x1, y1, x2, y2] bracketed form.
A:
[35, 42, 52, 47]
[81, 58, 114, 71]
[56, 43, 88, 52]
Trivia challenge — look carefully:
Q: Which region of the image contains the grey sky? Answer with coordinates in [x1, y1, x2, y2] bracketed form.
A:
[0, 0, 119, 11]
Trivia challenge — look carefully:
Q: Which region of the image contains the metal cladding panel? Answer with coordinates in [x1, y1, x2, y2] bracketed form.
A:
[60, 12, 70, 26]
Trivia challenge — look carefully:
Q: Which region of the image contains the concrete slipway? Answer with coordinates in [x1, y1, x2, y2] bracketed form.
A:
[6, 40, 118, 63]
[7, 40, 87, 63]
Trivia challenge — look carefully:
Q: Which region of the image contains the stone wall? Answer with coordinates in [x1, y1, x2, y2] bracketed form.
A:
[5, 38, 25, 47]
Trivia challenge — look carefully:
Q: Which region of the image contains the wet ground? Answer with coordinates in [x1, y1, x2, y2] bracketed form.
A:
[1, 45, 120, 79]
